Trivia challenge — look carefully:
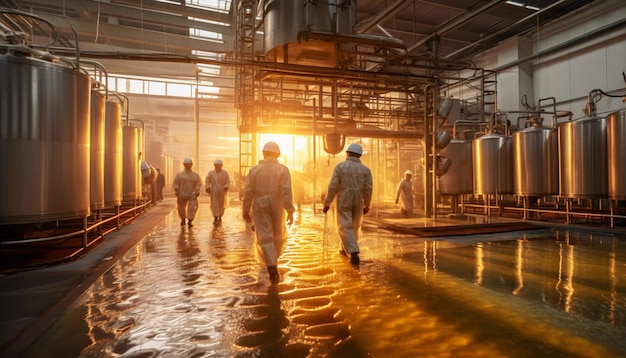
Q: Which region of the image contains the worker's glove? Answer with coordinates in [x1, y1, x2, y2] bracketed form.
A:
[243, 212, 251, 222]
[175, 191, 179, 197]
[363, 207, 370, 215]
[286, 212, 294, 226]
[224, 187, 228, 192]
[205, 188, 210, 194]
[322, 205, 330, 214]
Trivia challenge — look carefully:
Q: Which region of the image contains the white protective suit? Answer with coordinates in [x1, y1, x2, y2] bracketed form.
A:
[323, 156, 373, 255]
[173, 169, 202, 221]
[205, 169, 230, 218]
[395, 178, 413, 214]
[242, 157, 295, 266]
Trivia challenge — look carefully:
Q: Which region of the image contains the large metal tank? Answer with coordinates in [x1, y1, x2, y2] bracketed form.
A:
[263, 0, 356, 65]
[472, 133, 513, 195]
[439, 139, 473, 194]
[512, 126, 559, 196]
[558, 116, 607, 198]
[607, 109, 626, 199]
[104, 101, 123, 207]
[90, 90, 106, 210]
[122, 126, 142, 201]
[0, 55, 91, 224]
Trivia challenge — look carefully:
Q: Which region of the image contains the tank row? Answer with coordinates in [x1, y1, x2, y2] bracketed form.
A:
[0, 52, 155, 225]
[439, 97, 626, 201]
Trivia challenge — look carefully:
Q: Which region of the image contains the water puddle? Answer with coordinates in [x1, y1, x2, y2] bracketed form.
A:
[21, 202, 626, 357]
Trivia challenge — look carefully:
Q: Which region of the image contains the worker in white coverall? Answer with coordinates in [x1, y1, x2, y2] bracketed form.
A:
[173, 157, 203, 227]
[322, 143, 373, 265]
[395, 170, 414, 215]
[205, 158, 230, 224]
[242, 142, 295, 283]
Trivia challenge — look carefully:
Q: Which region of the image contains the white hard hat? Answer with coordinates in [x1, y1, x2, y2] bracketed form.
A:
[346, 143, 363, 155]
[183, 157, 193, 164]
[214, 159, 223, 165]
[262, 141, 281, 155]
[404, 170, 413, 176]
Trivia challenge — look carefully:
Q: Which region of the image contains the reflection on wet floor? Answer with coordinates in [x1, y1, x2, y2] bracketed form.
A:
[22, 201, 626, 357]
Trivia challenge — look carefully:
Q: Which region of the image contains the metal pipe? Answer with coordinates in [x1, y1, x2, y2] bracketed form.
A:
[356, 0, 410, 33]
[0, 8, 60, 47]
[493, 18, 626, 72]
[70, 58, 109, 98]
[407, 0, 507, 54]
[445, 0, 567, 58]
[298, 30, 406, 50]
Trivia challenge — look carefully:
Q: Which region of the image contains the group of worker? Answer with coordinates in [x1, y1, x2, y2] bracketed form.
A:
[171, 141, 414, 283]
[172, 157, 230, 228]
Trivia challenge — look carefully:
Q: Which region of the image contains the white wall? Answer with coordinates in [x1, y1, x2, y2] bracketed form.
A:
[476, 0, 626, 121]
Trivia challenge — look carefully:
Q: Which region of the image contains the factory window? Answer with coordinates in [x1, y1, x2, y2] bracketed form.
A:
[148, 81, 166, 96]
[168, 83, 192, 97]
[129, 79, 144, 94]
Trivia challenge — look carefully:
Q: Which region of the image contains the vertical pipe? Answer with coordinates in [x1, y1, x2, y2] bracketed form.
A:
[194, 70, 200, 166]
[82, 217, 88, 248]
[432, 86, 438, 219]
[313, 97, 317, 212]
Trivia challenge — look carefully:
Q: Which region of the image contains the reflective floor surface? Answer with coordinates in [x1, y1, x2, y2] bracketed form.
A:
[21, 201, 626, 357]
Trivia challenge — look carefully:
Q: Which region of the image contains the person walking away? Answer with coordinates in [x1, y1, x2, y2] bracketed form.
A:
[322, 143, 373, 265]
[242, 142, 295, 283]
[155, 168, 165, 201]
[173, 157, 202, 227]
[205, 159, 231, 224]
[395, 170, 414, 215]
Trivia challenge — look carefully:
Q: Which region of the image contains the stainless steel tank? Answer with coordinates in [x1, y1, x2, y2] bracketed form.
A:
[0, 55, 91, 224]
[123, 126, 142, 201]
[472, 133, 513, 195]
[558, 116, 607, 198]
[439, 139, 473, 194]
[607, 109, 626, 199]
[90, 90, 106, 210]
[104, 101, 123, 207]
[513, 126, 559, 196]
[263, 0, 356, 65]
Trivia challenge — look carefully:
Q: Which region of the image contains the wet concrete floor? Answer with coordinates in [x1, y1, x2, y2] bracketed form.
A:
[3, 197, 626, 357]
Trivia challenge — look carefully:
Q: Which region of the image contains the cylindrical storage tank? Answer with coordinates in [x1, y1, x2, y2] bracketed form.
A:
[439, 139, 473, 194]
[512, 126, 559, 196]
[263, 0, 356, 65]
[0, 55, 91, 224]
[122, 126, 142, 201]
[104, 101, 123, 207]
[558, 116, 607, 198]
[90, 90, 106, 210]
[472, 133, 513, 195]
[607, 109, 626, 199]
[263, 0, 356, 54]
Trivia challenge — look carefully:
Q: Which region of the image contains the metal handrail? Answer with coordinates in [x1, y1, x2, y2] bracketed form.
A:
[0, 201, 151, 246]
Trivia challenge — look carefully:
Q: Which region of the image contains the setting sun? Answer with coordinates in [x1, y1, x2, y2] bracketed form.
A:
[259, 134, 309, 170]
